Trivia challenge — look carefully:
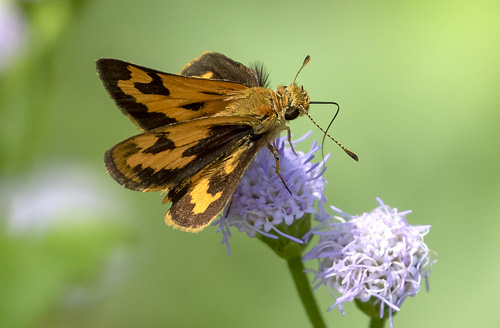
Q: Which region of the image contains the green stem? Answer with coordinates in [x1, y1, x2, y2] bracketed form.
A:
[286, 256, 326, 328]
[369, 317, 386, 328]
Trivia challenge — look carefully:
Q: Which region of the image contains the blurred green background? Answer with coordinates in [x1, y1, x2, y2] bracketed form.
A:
[1, 0, 499, 327]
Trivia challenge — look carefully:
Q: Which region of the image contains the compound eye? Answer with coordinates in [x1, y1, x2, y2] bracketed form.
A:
[285, 106, 300, 120]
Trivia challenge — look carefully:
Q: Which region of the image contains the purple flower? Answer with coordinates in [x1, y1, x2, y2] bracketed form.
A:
[303, 198, 435, 327]
[214, 133, 329, 254]
[0, 3, 27, 72]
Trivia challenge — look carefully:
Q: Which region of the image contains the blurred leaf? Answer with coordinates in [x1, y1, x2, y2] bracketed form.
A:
[0, 220, 129, 328]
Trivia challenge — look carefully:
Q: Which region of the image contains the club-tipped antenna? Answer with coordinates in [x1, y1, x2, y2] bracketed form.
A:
[307, 101, 359, 162]
[293, 55, 311, 84]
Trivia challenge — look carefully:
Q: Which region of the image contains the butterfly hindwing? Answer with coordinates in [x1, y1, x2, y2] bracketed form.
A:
[180, 52, 260, 87]
[96, 58, 249, 131]
[164, 135, 266, 231]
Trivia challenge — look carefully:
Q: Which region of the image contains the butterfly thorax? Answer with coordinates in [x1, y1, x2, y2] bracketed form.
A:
[223, 84, 310, 137]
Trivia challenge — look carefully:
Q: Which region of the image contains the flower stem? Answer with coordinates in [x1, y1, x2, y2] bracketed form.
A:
[286, 256, 326, 328]
[369, 317, 386, 328]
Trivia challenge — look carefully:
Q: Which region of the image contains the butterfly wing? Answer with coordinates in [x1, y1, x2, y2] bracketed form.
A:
[163, 134, 265, 231]
[105, 115, 265, 231]
[96, 58, 249, 131]
[100, 54, 277, 231]
[105, 115, 258, 192]
[179, 52, 261, 87]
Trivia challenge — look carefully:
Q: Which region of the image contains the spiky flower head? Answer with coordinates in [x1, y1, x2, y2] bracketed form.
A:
[303, 198, 435, 327]
[214, 133, 328, 254]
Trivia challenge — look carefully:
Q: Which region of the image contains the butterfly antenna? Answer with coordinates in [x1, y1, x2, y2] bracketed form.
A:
[293, 55, 311, 84]
[307, 101, 359, 162]
[311, 100, 340, 159]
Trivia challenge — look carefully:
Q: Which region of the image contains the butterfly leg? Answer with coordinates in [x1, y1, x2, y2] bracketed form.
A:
[267, 142, 292, 195]
[224, 196, 234, 217]
[285, 126, 298, 156]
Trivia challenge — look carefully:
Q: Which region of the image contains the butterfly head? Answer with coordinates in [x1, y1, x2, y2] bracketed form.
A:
[283, 84, 310, 120]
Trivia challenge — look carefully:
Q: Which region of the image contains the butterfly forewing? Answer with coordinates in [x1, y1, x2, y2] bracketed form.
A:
[97, 58, 249, 131]
[104, 116, 257, 192]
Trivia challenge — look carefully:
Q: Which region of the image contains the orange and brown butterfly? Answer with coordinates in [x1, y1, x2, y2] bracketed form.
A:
[96, 52, 357, 232]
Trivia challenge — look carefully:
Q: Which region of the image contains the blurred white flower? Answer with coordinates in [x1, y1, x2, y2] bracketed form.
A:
[2, 163, 125, 235]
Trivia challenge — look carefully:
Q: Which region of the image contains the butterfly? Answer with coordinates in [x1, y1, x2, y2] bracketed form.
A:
[97, 52, 357, 232]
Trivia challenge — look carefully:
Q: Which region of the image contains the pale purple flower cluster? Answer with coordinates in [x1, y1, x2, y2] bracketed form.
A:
[215, 133, 328, 253]
[304, 198, 434, 327]
[0, 3, 27, 71]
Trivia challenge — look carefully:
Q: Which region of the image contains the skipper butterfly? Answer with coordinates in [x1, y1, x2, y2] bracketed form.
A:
[97, 52, 357, 232]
